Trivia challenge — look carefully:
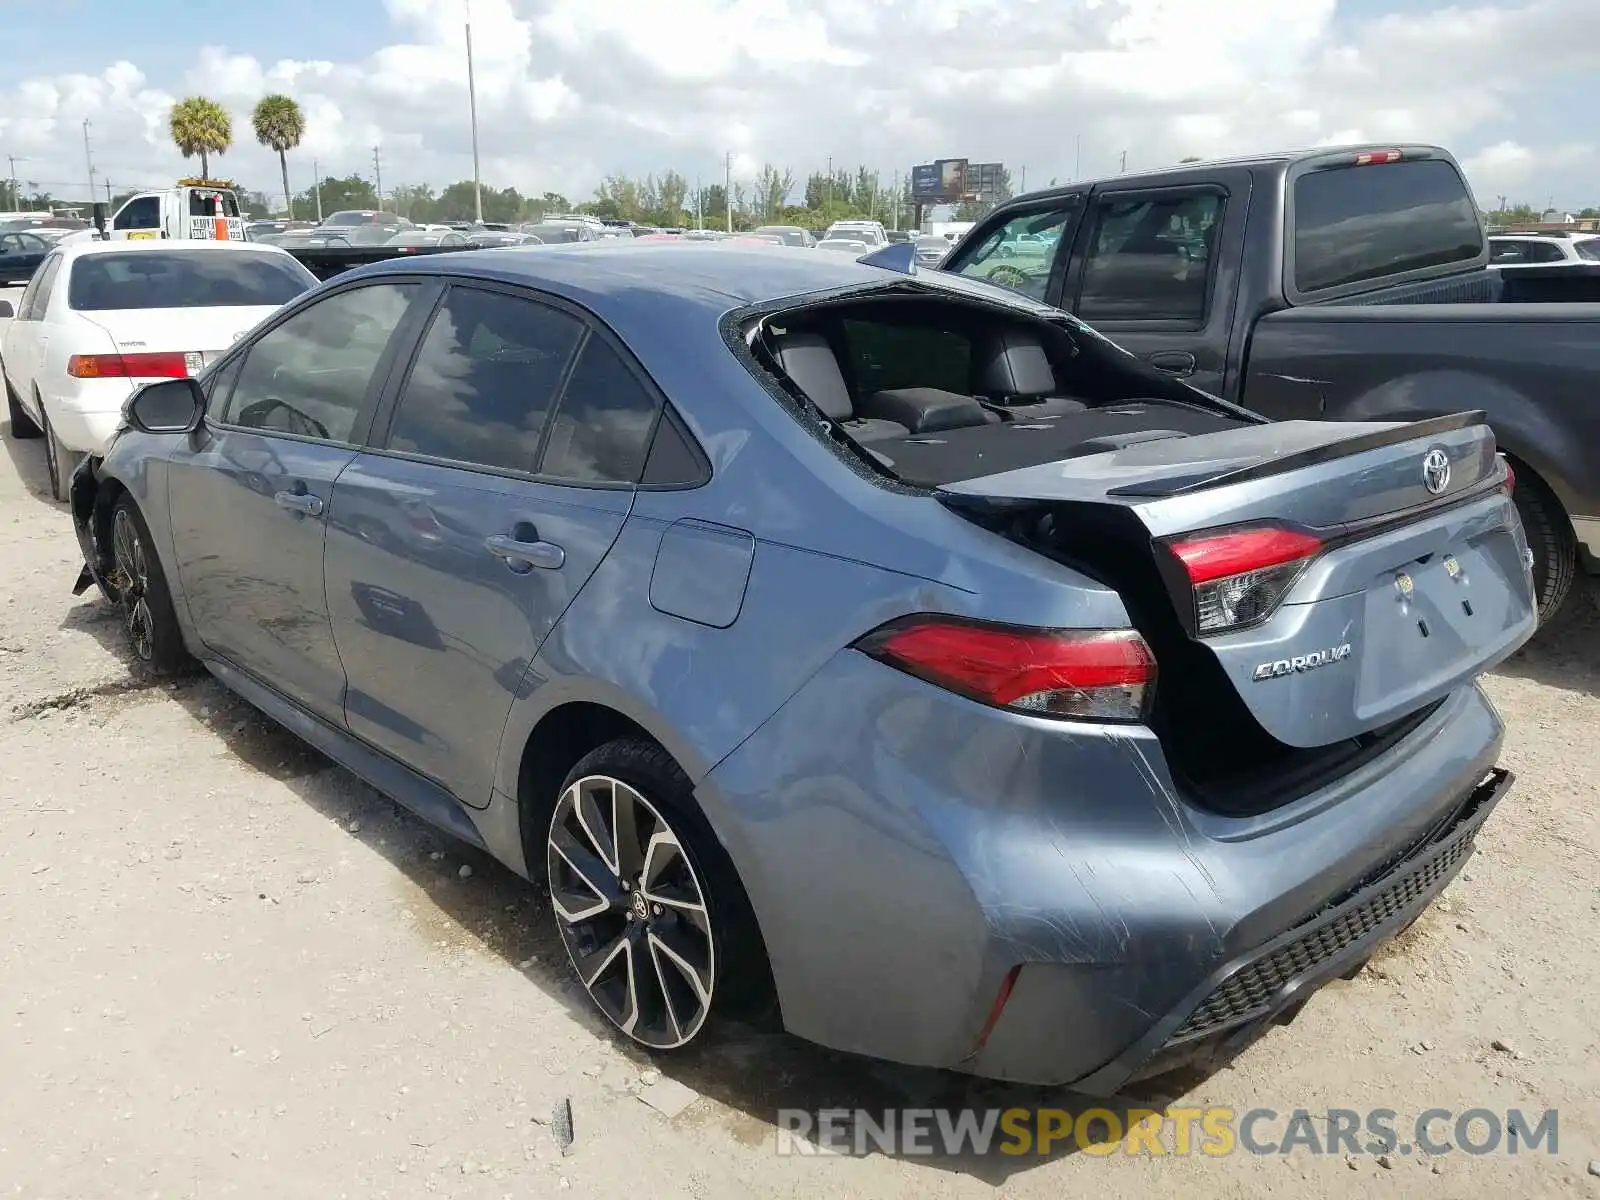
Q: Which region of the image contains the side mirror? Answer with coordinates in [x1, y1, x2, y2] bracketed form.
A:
[92, 203, 109, 236]
[0, 300, 13, 319]
[125, 378, 205, 435]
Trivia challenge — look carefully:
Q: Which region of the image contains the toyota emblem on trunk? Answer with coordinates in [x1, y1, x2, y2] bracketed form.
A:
[1422, 448, 1451, 495]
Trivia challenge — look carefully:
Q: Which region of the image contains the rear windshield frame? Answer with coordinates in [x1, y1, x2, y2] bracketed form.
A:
[66, 250, 317, 312]
[1283, 151, 1489, 305]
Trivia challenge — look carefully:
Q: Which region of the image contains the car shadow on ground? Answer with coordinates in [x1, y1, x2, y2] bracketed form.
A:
[1494, 579, 1599, 698]
[53, 594, 1223, 1183]
[0, 417, 60, 508]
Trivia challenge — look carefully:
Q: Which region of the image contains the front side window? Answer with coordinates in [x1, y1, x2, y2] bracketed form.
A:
[114, 196, 162, 231]
[539, 337, 661, 485]
[385, 286, 584, 473]
[220, 282, 419, 443]
[1075, 190, 1222, 326]
[947, 203, 1079, 301]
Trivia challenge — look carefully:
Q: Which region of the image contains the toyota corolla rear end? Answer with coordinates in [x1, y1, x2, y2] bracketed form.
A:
[700, 406, 1532, 1090]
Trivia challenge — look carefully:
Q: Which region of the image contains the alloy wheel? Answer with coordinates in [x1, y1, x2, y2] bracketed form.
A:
[111, 509, 155, 662]
[548, 775, 716, 1049]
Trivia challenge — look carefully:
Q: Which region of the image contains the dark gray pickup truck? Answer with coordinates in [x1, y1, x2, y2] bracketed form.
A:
[941, 144, 1600, 621]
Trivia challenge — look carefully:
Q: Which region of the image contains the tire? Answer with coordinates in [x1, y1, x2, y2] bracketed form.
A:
[40, 398, 74, 503]
[547, 738, 772, 1051]
[107, 494, 193, 675]
[5, 376, 41, 439]
[1513, 470, 1577, 622]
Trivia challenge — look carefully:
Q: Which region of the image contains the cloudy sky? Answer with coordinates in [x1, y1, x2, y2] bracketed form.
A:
[1, 0, 1596, 211]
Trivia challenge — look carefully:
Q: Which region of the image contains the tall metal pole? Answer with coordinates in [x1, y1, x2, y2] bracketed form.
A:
[467, 1, 484, 225]
[313, 159, 323, 222]
[1073, 134, 1081, 182]
[5, 155, 24, 210]
[891, 170, 899, 230]
[82, 119, 95, 208]
[724, 151, 732, 233]
[372, 145, 384, 211]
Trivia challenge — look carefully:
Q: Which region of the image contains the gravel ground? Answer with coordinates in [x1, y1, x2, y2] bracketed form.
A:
[1, 426, 1596, 1199]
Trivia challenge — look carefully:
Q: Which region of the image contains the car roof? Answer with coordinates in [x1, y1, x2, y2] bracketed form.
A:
[55, 239, 292, 260]
[347, 240, 1053, 322]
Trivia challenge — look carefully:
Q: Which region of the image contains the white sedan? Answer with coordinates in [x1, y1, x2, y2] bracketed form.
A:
[1, 239, 317, 499]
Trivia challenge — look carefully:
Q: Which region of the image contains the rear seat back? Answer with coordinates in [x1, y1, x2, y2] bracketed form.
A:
[974, 328, 1086, 418]
[771, 331, 910, 442]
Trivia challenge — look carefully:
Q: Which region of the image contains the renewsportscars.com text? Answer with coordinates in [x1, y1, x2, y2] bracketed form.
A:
[775, 1106, 1559, 1158]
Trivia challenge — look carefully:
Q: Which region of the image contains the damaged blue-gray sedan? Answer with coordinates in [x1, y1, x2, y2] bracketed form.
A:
[69, 241, 1533, 1090]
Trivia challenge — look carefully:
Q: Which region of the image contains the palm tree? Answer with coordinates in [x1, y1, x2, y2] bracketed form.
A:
[169, 97, 233, 179]
[252, 94, 306, 220]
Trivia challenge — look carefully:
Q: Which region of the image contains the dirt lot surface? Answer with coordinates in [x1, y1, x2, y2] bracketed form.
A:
[1, 428, 1596, 1199]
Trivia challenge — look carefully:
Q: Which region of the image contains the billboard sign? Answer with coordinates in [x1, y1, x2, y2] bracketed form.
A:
[911, 158, 968, 203]
[967, 162, 1006, 200]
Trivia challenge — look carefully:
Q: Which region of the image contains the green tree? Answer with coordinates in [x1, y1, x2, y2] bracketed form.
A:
[251, 94, 306, 220]
[297, 174, 378, 216]
[654, 170, 689, 225]
[169, 96, 233, 179]
[753, 164, 794, 219]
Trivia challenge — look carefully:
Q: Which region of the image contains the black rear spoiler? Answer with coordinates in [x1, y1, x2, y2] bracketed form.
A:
[284, 243, 485, 281]
[1105, 410, 1488, 499]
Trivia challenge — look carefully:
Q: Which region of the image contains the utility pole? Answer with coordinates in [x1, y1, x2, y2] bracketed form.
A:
[1119, 149, 1127, 173]
[891, 169, 899, 230]
[313, 158, 324, 222]
[372, 145, 384, 211]
[1019, 164, 1026, 194]
[1073, 134, 1082, 182]
[826, 155, 832, 211]
[82, 119, 95, 209]
[5, 155, 25, 210]
[104, 178, 112, 204]
[466, 0, 484, 224]
[694, 174, 702, 229]
[724, 150, 733, 232]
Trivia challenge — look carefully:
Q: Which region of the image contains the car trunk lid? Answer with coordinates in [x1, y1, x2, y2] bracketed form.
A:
[937, 411, 1535, 750]
[80, 308, 276, 372]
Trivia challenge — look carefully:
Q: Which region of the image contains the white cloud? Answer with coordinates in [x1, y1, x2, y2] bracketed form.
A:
[0, 0, 1597, 210]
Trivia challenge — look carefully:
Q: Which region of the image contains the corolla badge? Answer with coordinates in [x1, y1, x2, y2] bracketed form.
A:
[1252, 643, 1353, 681]
[1422, 448, 1451, 496]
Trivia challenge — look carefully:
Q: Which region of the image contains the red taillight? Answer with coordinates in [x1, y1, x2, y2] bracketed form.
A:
[1501, 457, 1516, 493]
[1167, 525, 1324, 634]
[856, 617, 1156, 722]
[68, 352, 199, 379]
[1353, 149, 1404, 166]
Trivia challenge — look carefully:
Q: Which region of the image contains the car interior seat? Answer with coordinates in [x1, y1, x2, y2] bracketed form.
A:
[973, 329, 1088, 419]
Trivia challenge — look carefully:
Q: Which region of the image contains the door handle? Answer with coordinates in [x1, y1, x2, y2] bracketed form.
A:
[1148, 351, 1197, 377]
[273, 489, 324, 517]
[485, 534, 565, 571]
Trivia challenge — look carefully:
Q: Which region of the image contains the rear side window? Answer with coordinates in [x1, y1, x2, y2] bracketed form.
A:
[1293, 159, 1483, 294]
[67, 251, 316, 311]
[838, 319, 971, 396]
[1576, 239, 1600, 262]
[386, 286, 584, 474]
[539, 337, 661, 485]
[1075, 190, 1222, 325]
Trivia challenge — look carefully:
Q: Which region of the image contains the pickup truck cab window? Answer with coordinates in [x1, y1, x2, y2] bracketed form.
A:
[114, 196, 162, 231]
[1075, 190, 1222, 327]
[947, 202, 1079, 301]
[1291, 158, 1481, 294]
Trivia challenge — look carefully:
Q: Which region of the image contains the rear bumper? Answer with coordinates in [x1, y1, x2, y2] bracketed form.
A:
[698, 650, 1507, 1089]
[44, 380, 132, 454]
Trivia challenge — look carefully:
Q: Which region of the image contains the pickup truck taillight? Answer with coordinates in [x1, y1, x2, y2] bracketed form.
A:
[1166, 524, 1324, 635]
[855, 616, 1156, 722]
[68, 352, 203, 379]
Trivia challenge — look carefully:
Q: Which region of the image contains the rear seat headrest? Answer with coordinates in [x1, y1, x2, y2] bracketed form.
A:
[976, 328, 1057, 397]
[770, 331, 853, 421]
